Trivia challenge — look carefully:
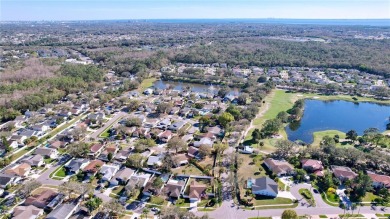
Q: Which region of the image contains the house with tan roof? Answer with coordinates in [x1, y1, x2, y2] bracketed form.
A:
[331, 165, 358, 182]
[188, 181, 207, 201]
[5, 163, 31, 177]
[367, 171, 390, 188]
[163, 179, 186, 199]
[301, 159, 324, 176]
[263, 158, 295, 177]
[83, 159, 104, 174]
[13, 205, 43, 219]
[88, 143, 104, 158]
[24, 189, 58, 209]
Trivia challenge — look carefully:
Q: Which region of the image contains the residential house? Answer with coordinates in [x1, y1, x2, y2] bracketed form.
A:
[22, 154, 45, 167]
[98, 144, 118, 161]
[187, 146, 201, 159]
[9, 135, 27, 145]
[249, 176, 278, 197]
[13, 205, 43, 219]
[156, 118, 171, 129]
[34, 147, 58, 159]
[5, 163, 31, 177]
[188, 181, 207, 201]
[24, 189, 58, 209]
[301, 159, 324, 176]
[158, 130, 173, 143]
[127, 173, 151, 188]
[110, 168, 135, 186]
[147, 154, 164, 167]
[31, 124, 50, 133]
[207, 126, 224, 137]
[0, 173, 20, 188]
[168, 121, 187, 132]
[263, 158, 295, 177]
[65, 159, 89, 174]
[142, 181, 159, 197]
[46, 203, 78, 219]
[99, 164, 120, 181]
[0, 139, 18, 150]
[19, 130, 38, 138]
[88, 143, 104, 158]
[114, 149, 131, 162]
[164, 180, 185, 199]
[83, 159, 104, 175]
[48, 141, 66, 149]
[193, 137, 213, 148]
[238, 146, 254, 154]
[173, 154, 189, 167]
[331, 165, 358, 182]
[367, 171, 390, 188]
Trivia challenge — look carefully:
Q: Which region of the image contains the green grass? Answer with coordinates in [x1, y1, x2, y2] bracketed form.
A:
[112, 186, 124, 195]
[251, 197, 293, 206]
[54, 167, 66, 177]
[376, 214, 390, 217]
[244, 89, 390, 151]
[319, 215, 328, 218]
[175, 199, 190, 208]
[312, 130, 347, 147]
[10, 147, 33, 162]
[44, 157, 54, 164]
[49, 164, 66, 179]
[362, 192, 379, 202]
[339, 214, 364, 218]
[248, 217, 272, 219]
[138, 78, 157, 91]
[278, 180, 287, 191]
[245, 203, 299, 210]
[299, 188, 315, 206]
[149, 196, 166, 205]
[321, 191, 340, 207]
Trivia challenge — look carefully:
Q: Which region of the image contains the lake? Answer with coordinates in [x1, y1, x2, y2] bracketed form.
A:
[286, 100, 390, 143]
[152, 80, 240, 95]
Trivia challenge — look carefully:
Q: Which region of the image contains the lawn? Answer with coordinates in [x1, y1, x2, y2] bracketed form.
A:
[138, 78, 157, 91]
[148, 196, 167, 206]
[320, 191, 340, 207]
[362, 192, 379, 202]
[299, 188, 315, 206]
[112, 186, 124, 196]
[244, 89, 390, 151]
[175, 199, 190, 208]
[312, 130, 347, 147]
[54, 167, 66, 178]
[237, 154, 266, 186]
[172, 164, 203, 176]
[278, 180, 287, 191]
[251, 197, 293, 206]
[10, 147, 33, 162]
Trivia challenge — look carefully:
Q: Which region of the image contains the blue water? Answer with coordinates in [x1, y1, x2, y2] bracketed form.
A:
[286, 100, 390, 143]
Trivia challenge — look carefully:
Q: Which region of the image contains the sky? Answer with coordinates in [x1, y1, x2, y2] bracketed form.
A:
[1, 0, 389, 21]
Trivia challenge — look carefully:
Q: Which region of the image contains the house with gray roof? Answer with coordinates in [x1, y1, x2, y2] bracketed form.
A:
[65, 159, 89, 174]
[99, 164, 120, 181]
[249, 176, 278, 197]
[46, 203, 78, 219]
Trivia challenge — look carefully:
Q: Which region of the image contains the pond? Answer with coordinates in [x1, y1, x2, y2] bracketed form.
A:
[152, 80, 240, 95]
[286, 99, 390, 143]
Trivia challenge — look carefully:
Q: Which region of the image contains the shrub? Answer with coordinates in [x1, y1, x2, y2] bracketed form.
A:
[327, 188, 336, 194]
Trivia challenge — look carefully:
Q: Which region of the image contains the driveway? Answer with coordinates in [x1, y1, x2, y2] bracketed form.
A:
[88, 112, 127, 140]
[36, 163, 64, 186]
[290, 183, 329, 208]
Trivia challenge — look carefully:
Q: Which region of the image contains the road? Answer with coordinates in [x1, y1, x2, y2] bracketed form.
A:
[88, 112, 127, 140]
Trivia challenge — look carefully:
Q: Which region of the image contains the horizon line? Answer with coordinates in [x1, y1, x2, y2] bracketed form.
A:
[2, 18, 390, 22]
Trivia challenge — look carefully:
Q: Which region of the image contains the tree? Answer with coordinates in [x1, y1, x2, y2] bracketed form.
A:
[103, 199, 124, 217]
[167, 137, 187, 153]
[156, 102, 173, 114]
[213, 142, 228, 155]
[218, 112, 234, 128]
[274, 140, 295, 159]
[124, 117, 142, 127]
[17, 180, 42, 198]
[293, 169, 306, 183]
[237, 93, 249, 105]
[199, 116, 211, 133]
[134, 138, 156, 152]
[257, 75, 267, 83]
[152, 177, 164, 189]
[321, 135, 336, 146]
[198, 145, 212, 158]
[107, 152, 113, 161]
[281, 209, 298, 219]
[261, 118, 282, 137]
[351, 172, 372, 201]
[1, 136, 12, 153]
[276, 111, 289, 123]
[251, 128, 262, 142]
[85, 197, 102, 214]
[67, 142, 90, 158]
[161, 154, 174, 173]
[217, 87, 230, 98]
[346, 130, 358, 141]
[125, 153, 144, 169]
